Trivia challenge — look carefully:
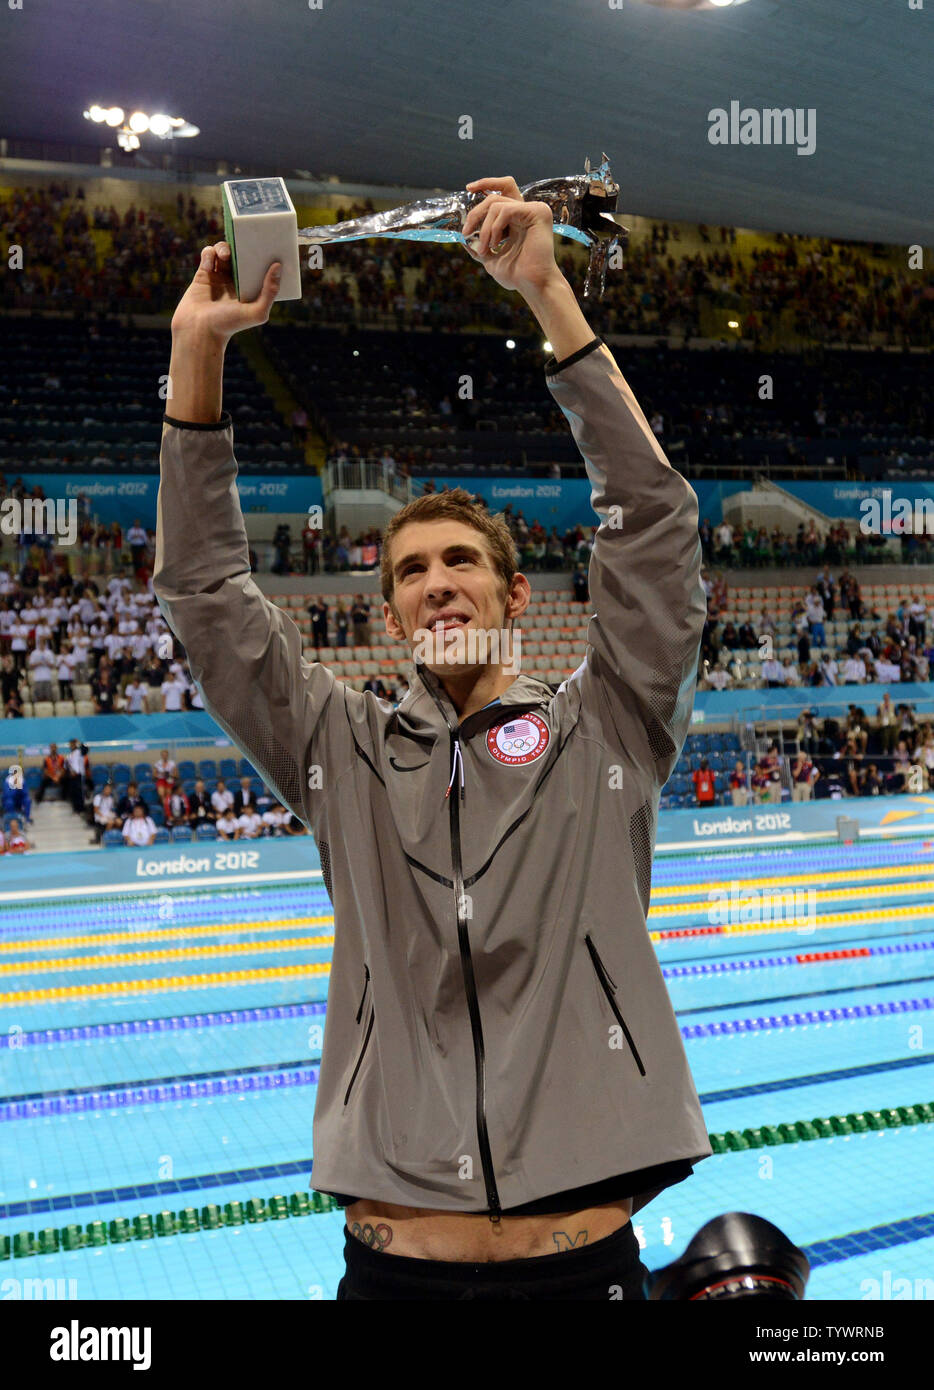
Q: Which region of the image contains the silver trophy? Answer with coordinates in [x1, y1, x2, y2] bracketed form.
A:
[221, 154, 628, 303]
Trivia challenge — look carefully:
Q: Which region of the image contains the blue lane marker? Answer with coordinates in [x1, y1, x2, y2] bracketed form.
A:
[682, 995, 934, 1040]
[0, 1156, 318, 1222]
[0, 1056, 323, 1109]
[698, 1049, 934, 1104]
[804, 1211, 934, 1267]
[0, 1065, 320, 1123]
[0, 1000, 327, 1049]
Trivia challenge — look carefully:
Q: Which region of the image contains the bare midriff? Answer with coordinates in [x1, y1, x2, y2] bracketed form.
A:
[344, 1197, 634, 1262]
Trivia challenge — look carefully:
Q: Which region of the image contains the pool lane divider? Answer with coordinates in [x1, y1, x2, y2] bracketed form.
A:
[3, 1105, 933, 1261]
[652, 860, 934, 897]
[663, 939, 934, 976]
[1, 1191, 339, 1259]
[0, 1062, 321, 1122]
[0, 1000, 326, 1049]
[0, 962, 331, 1007]
[650, 900, 934, 941]
[0, 918, 334, 950]
[0, 934, 335, 977]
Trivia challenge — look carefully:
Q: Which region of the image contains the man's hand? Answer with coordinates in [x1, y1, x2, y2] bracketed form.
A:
[171, 242, 282, 345]
[462, 177, 561, 297]
[166, 240, 282, 423]
[462, 175, 595, 364]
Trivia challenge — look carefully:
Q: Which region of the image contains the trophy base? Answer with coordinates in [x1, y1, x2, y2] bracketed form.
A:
[221, 178, 303, 303]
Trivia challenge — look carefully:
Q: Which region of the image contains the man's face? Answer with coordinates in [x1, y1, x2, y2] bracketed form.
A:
[383, 519, 529, 675]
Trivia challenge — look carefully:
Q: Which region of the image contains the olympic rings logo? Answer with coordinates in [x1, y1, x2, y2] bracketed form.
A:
[500, 736, 537, 753]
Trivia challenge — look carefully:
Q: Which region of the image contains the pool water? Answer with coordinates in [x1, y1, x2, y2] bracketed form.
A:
[2, 838, 932, 1301]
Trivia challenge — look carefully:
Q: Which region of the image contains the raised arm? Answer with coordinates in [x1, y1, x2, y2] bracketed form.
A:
[462, 186, 704, 784]
[153, 244, 355, 827]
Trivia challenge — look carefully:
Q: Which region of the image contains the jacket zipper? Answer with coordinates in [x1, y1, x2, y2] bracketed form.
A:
[344, 1005, 374, 1106]
[584, 934, 646, 1076]
[448, 727, 502, 1218]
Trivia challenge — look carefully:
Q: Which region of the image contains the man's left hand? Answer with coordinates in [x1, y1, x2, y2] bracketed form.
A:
[462, 177, 560, 297]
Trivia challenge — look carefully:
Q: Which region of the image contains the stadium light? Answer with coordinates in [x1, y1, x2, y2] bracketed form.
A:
[505, 339, 516, 350]
[83, 107, 199, 142]
[543, 340, 553, 354]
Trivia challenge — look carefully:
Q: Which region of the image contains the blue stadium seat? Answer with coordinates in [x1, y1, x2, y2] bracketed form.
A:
[138, 782, 157, 804]
[178, 760, 197, 782]
[219, 759, 238, 781]
[92, 767, 110, 786]
[133, 763, 150, 783]
[102, 829, 124, 848]
[112, 763, 131, 784]
[195, 823, 218, 841]
[152, 827, 170, 844]
[150, 808, 165, 826]
[239, 759, 257, 779]
[198, 760, 216, 780]
[170, 826, 192, 842]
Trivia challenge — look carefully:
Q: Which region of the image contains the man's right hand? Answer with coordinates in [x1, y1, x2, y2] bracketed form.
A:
[171, 242, 282, 344]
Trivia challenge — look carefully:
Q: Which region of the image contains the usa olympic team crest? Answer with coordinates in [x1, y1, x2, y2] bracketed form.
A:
[486, 711, 550, 766]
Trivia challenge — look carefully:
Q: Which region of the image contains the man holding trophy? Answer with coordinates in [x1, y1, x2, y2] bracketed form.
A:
[154, 165, 709, 1301]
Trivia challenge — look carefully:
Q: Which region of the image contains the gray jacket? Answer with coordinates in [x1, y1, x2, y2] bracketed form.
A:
[154, 337, 711, 1215]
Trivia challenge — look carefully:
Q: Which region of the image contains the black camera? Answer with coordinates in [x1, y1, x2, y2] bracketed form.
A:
[646, 1213, 809, 1300]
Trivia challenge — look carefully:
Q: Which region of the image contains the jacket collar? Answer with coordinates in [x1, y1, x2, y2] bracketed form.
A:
[396, 662, 555, 736]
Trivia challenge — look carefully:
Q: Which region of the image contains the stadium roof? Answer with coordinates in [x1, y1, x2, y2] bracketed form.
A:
[1, 0, 930, 247]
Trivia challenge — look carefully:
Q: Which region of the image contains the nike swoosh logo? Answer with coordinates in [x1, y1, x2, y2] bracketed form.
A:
[389, 756, 431, 772]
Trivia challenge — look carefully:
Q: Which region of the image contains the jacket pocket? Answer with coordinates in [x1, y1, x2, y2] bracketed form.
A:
[585, 934, 646, 1076]
[344, 1005, 374, 1106]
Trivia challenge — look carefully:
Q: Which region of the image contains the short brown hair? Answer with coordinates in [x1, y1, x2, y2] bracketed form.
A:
[380, 487, 518, 615]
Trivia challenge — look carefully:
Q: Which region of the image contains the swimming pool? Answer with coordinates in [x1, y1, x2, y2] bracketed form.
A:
[2, 837, 932, 1300]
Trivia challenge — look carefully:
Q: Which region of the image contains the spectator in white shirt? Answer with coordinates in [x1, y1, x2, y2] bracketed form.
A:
[842, 655, 867, 684]
[761, 657, 785, 687]
[704, 665, 732, 691]
[123, 804, 157, 846]
[56, 645, 77, 700]
[28, 642, 55, 702]
[92, 782, 119, 842]
[781, 657, 802, 686]
[123, 678, 146, 713]
[874, 656, 902, 683]
[161, 677, 186, 712]
[10, 620, 29, 670]
[237, 810, 263, 839]
[153, 752, 177, 798]
[211, 779, 234, 816]
[216, 809, 239, 840]
[262, 805, 289, 836]
[819, 654, 838, 686]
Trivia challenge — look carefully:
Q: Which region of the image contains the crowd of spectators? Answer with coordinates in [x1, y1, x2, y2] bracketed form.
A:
[3, 184, 932, 348]
[698, 516, 933, 570]
[0, 561, 203, 718]
[698, 568, 934, 691]
[690, 698, 934, 808]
